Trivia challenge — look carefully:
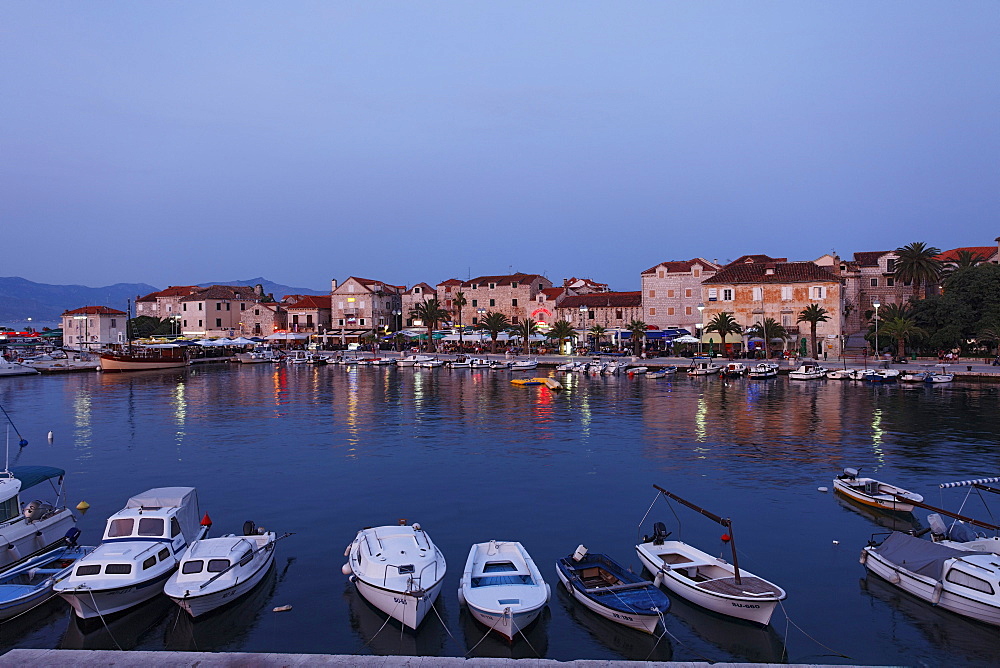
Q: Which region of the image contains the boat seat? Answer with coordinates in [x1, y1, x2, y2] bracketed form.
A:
[696, 576, 777, 597]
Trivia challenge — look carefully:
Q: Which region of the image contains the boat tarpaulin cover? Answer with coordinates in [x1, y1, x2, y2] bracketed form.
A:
[874, 532, 989, 580]
[10, 466, 65, 491]
[126, 487, 200, 539]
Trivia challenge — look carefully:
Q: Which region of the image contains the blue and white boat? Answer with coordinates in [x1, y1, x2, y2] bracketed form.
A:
[458, 539, 549, 641]
[54, 487, 210, 619]
[555, 545, 669, 634]
[0, 533, 93, 620]
[0, 465, 78, 571]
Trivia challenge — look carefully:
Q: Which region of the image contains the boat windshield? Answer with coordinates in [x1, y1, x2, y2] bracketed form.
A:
[138, 517, 165, 536]
[108, 518, 135, 537]
[207, 559, 230, 573]
[182, 560, 204, 574]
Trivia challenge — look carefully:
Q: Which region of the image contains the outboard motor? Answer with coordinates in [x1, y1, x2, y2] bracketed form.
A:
[64, 527, 82, 546]
[243, 520, 256, 536]
[652, 521, 670, 545]
[23, 500, 54, 523]
[927, 513, 948, 540]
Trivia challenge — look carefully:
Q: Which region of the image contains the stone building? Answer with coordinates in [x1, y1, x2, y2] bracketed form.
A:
[283, 295, 332, 334]
[402, 283, 436, 328]
[61, 306, 127, 349]
[178, 285, 261, 338]
[640, 259, 720, 334]
[459, 273, 552, 326]
[135, 286, 198, 320]
[239, 302, 286, 338]
[435, 279, 465, 320]
[554, 292, 643, 333]
[562, 277, 609, 294]
[331, 277, 403, 340]
[700, 256, 844, 357]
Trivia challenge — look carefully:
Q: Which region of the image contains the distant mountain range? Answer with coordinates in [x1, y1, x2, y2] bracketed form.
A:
[0, 276, 327, 325]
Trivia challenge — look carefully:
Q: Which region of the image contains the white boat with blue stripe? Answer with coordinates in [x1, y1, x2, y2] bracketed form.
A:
[458, 539, 550, 641]
[54, 487, 209, 620]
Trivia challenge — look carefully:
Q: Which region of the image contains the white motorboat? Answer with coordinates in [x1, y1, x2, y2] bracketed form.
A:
[586, 360, 607, 374]
[397, 354, 434, 367]
[555, 361, 578, 372]
[21, 352, 99, 373]
[458, 540, 550, 640]
[0, 358, 40, 377]
[721, 362, 747, 377]
[833, 468, 923, 512]
[285, 350, 310, 364]
[489, 360, 513, 370]
[469, 358, 492, 368]
[864, 368, 900, 383]
[447, 355, 472, 368]
[343, 521, 446, 630]
[646, 367, 677, 379]
[165, 521, 283, 618]
[638, 487, 786, 625]
[687, 359, 721, 376]
[788, 364, 827, 380]
[602, 361, 624, 375]
[417, 358, 445, 368]
[747, 363, 779, 379]
[236, 345, 280, 364]
[366, 357, 397, 366]
[861, 531, 1000, 627]
[54, 487, 210, 619]
[826, 368, 866, 380]
[627, 366, 648, 375]
[0, 466, 77, 571]
[926, 372, 954, 383]
[510, 359, 538, 370]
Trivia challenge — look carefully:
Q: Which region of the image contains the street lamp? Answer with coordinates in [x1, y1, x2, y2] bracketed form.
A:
[872, 299, 881, 357]
[391, 310, 402, 350]
[696, 303, 705, 355]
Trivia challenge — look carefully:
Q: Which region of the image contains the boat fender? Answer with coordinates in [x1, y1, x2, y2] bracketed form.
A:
[341, 563, 352, 576]
[545, 583, 551, 602]
[931, 582, 943, 605]
[344, 545, 352, 557]
[457, 587, 466, 606]
[889, 572, 900, 584]
[653, 573, 664, 587]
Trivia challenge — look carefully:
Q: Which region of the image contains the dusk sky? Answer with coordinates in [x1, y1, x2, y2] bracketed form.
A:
[4, 2, 998, 292]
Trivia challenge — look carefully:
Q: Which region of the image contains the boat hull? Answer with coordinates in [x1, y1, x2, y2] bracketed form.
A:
[636, 542, 783, 626]
[0, 509, 76, 571]
[57, 567, 174, 619]
[833, 478, 921, 513]
[99, 354, 187, 372]
[465, 600, 545, 641]
[353, 575, 444, 630]
[170, 557, 275, 618]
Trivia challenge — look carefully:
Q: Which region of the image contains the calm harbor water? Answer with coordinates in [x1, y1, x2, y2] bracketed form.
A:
[0, 364, 998, 665]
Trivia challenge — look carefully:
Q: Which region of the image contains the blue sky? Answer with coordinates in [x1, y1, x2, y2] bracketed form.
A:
[3, 2, 997, 292]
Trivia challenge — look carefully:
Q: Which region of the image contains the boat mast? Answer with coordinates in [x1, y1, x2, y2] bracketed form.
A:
[653, 484, 742, 584]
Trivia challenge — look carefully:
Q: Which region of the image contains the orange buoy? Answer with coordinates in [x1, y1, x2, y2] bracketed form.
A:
[721, 534, 731, 542]
[201, 513, 212, 527]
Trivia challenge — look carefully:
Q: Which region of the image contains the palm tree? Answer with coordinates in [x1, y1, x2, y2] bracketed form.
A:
[942, 250, 989, 283]
[481, 311, 509, 354]
[546, 320, 577, 355]
[879, 316, 926, 359]
[626, 319, 647, 356]
[745, 318, 788, 359]
[517, 318, 539, 355]
[704, 312, 742, 358]
[893, 242, 943, 299]
[797, 304, 830, 359]
[408, 298, 450, 352]
[588, 324, 606, 351]
[453, 291, 467, 347]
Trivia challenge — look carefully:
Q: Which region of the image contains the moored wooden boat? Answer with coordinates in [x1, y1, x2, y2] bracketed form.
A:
[0, 539, 93, 620]
[458, 539, 549, 640]
[555, 545, 669, 634]
[638, 487, 786, 625]
[833, 468, 923, 512]
[99, 345, 189, 372]
[747, 362, 778, 379]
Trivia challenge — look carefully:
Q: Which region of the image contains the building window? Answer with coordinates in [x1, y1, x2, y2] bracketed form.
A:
[489, 283, 496, 289]
[241, 303, 246, 310]
[649, 308, 656, 316]
[782, 314, 791, 326]
[722, 289, 733, 301]
[183, 303, 187, 311]
[183, 320, 188, 327]
[887, 278, 895, 287]
[471, 299, 477, 307]
[489, 299, 495, 307]
[685, 289, 692, 298]
[886, 259, 896, 273]
[198, 320, 203, 327]
[472, 317, 478, 325]
[198, 303, 203, 311]
[685, 306, 691, 315]
[292, 315, 299, 324]
[752, 287, 762, 301]
[215, 319, 222, 327]
[649, 290, 655, 298]
[338, 319, 344, 326]
[615, 310, 622, 319]
[226, 303, 230, 310]
[216, 303, 221, 310]
[812, 286, 826, 299]
[511, 282, 518, 289]
[667, 289, 675, 298]
[255, 309, 260, 315]
[471, 283, 477, 290]
[781, 287, 793, 301]
[871, 278, 878, 287]
[511, 315, 519, 324]
[658, 271, 664, 278]
[668, 307, 675, 315]
[588, 311, 594, 320]
[110, 319, 117, 327]
[360, 318, 366, 326]
[693, 268, 701, 277]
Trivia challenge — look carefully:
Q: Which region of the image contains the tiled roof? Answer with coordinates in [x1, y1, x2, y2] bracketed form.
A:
[703, 262, 839, 285]
[937, 246, 996, 262]
[463, 272, 545, 287]
[62, 305, 127, 316]
[852, 251, 892, 267]
[540, 288, 564, 300]
[725, 254, 787, 267]
[408, 283, 435, 294]
[436, 278, 463, 286]
[180, 285, 257, 301]
[640, 258, 719, 275]
[285, 295, 331, 309]
[558, 292, 642, 308]
[136, 286, 198, 302]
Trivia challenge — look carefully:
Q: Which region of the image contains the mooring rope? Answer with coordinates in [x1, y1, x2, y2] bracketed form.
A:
[649, 607, 714, 663]
[777, 598, 851, 660]
[87, 588, 123, 651]
[463, 606, 507, 656]
[428, 597, 462, 650]
[0, 589, 62, 624]
[361, 598, 400, 648]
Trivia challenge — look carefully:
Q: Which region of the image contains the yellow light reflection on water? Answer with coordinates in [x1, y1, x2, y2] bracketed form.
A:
[871, 407, 885, 463]
[345, 368, 360, 456]
[73, 391, 92, 457]
[694, 394, 707, 443]
[172, 381, 187, 445]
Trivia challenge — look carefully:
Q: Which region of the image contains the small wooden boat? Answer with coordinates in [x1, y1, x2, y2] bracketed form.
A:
[721, 362, 748, 377]
[555, 545, 669, 634]
[747, 362, 778, 379]
[864, 369, 900, 383]
[788, 364, 827, 380]
[510, 359, 538, 370]
[164, 522, 287, 618]
[833, 468, 923, 512]
[637, 487, 786, 625]
[0, 538, 93, 620]
[627, 366, 648, 375]
[687, 359, 721, 376]
[458, 540, 550, 640]
[344, 521, 446, 630]
[827, 368, 866, 380]
[646, 366, 676, 379]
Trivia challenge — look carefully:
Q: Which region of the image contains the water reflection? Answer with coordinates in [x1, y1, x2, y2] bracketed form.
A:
[60, 596, 173, 650]
[554, 586, 673, 661]
[667, 590, 786, 664]
[459, 605, 549, 659]
[343, 584, 449, 656]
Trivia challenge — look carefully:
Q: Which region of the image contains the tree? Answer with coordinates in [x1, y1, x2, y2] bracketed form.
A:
[408, 299, 450, 352]
[879, 316, 926, 359]
[546, 320, 577, 354]
[626, 319, 647, 356]
[481, 312, 509, 354]
[797, 304, 830, 358]
[128, 316, 171, 338]
[453, 291, 467, 347]
[942, 250, 990, 283]
[517, 318, 539, 355]
[979, 318, 1000, 355]
[588, 324, 606, 350]
[893, 242, 942, 299]
[745, 318, 788, 359]
[704, 312, 742, 358]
